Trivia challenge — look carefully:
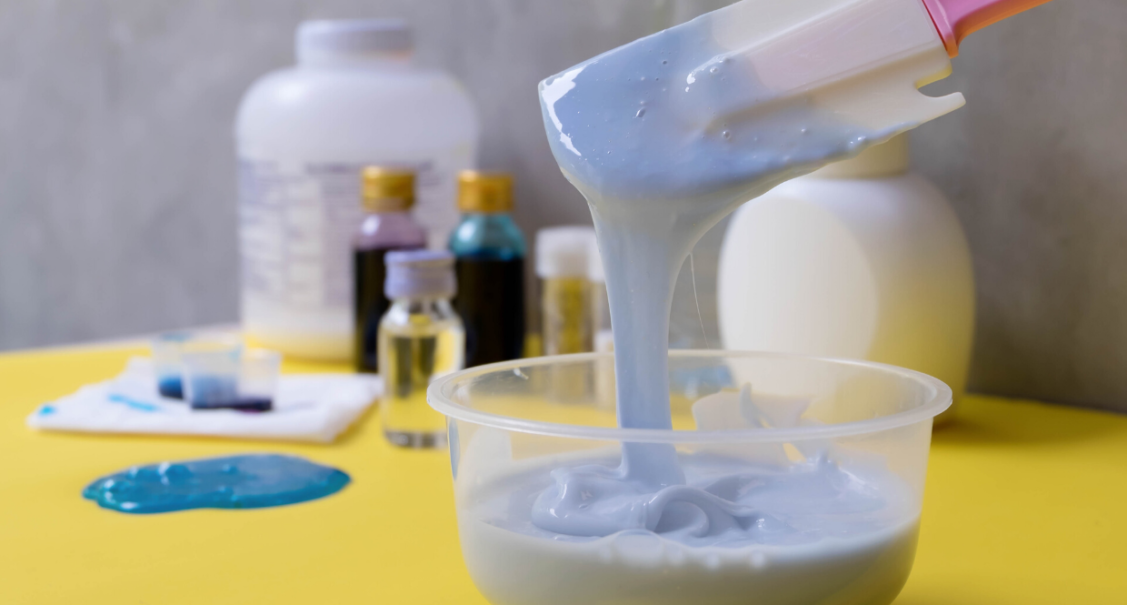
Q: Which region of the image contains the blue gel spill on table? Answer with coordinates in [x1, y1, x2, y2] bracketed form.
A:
[157, 376, 184, 399]
[82, 454, 350, 514]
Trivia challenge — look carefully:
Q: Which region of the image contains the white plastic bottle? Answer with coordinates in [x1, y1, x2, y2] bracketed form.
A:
[236, 20, 478, 361]
[717, 135, 973, 424]
[536, 226, 596, 356]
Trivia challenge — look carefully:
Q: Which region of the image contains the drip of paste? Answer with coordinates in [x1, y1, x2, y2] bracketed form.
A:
[536, 10, 896, 538]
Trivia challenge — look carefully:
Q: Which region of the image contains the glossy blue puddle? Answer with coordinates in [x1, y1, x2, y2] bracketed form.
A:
[82, 454, 350, 514]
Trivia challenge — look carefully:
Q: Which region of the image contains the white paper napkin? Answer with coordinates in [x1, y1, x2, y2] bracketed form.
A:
[27, 357, 380, 443]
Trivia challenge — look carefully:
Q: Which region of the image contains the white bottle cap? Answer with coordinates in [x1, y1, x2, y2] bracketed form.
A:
[297, 20, 413, 64]
[809, 134, 910, 179]
[587, 236, 605, 284]
[384, 250, 456, 299]
[536, 226, 595, 279]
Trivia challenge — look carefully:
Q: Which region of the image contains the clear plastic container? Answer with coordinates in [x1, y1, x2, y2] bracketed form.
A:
[150, 331, 242, 400]
[182, 346, 279, 413]
[181, 346, 240, 409]
[150, 331, 194, 399]
[238, 349, 284, 408]
[428, 351, 950, 605]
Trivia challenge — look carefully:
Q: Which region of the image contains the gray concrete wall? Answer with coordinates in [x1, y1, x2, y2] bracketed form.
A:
[1, 1, 1124, 411]
[913, 0, 1127, 411]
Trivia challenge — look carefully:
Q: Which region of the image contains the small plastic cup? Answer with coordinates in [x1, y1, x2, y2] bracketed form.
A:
[150, 331, 194, 399]
[151, 331, 242, 400]
[181, 341, 277, 413]
[428, 351, 951, 605]
[238, 349, 283, 412]
[181, 346, 240, 410]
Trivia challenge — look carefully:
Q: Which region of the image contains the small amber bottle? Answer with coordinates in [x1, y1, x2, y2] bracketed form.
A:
[353, 168, 426, 373]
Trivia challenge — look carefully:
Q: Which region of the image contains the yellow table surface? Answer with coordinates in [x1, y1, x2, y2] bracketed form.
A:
[2, 345, 1125, 604]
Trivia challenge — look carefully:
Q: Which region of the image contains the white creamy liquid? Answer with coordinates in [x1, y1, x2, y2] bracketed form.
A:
[459, 449, 919, 605]
[457, 8, 930, 605]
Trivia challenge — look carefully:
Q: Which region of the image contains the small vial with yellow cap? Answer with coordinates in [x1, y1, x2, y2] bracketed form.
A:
[536, 226, 596, 356]
[448, 171, 527, 368]
[353, 167, 427, 373]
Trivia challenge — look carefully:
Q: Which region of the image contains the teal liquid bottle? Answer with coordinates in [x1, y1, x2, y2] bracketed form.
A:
[448, 171, 527, 367]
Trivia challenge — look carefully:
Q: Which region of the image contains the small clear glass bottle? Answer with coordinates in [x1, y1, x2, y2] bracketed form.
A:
[378, 250, 464, 448]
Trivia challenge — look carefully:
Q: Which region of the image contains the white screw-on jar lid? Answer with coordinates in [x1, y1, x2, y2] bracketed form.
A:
[536, 226, 596, 279]
[297, 19, 413, 64]
[384, 250, 456, 300]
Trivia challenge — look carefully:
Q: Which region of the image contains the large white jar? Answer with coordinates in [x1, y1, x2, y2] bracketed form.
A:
[718, 135, 973, 424]
[236, 20, 478, 360]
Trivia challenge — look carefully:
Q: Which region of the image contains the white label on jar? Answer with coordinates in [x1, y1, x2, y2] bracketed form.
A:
[238, 158, 447, 315]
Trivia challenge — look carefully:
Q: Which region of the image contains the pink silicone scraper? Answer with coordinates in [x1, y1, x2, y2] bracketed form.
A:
[922, 0, 1054, 56]
[681, 0, 1056, 140]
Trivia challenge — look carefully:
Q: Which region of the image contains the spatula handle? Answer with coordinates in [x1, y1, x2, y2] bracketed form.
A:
[921, 0, 1053, 56]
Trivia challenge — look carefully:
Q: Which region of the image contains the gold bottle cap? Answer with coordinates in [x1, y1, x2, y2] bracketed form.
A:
[362, 167, 415, 212]
[458, 171, 513, 213]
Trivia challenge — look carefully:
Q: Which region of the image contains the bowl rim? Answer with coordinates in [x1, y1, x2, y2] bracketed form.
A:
[427, 350, 953, 443]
